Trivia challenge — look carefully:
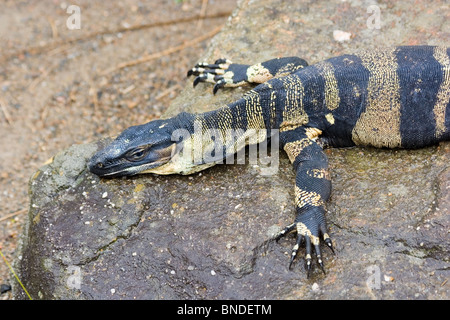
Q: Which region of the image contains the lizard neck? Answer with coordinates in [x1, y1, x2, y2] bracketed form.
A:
[171, 90, 273, 169]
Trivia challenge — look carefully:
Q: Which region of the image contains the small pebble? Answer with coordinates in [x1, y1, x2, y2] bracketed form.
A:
[333, 30, 351, 42]
[384, 275, 394, 282]
[312, 283, 320, 292]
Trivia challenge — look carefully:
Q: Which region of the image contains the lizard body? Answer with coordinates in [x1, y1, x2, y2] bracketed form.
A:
[89, 46, 449, 275]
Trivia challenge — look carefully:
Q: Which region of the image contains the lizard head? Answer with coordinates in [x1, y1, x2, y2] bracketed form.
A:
[88, 113, 215, 177]
[88, 118, 180, 177]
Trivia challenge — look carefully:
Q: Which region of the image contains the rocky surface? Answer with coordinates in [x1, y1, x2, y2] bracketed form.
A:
[0, 0, 237, 300]
[13, 0, 449, 299]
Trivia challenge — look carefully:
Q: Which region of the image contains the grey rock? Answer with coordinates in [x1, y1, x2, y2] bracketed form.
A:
[14, 0, 450, 299]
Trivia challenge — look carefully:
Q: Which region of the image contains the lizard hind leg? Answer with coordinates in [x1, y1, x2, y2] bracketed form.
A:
[277, 127, 335, 276]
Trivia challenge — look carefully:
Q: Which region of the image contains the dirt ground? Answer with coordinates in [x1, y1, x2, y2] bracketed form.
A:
[0, 0, 237, 299]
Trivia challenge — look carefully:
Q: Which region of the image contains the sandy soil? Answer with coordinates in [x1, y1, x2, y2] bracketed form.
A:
[0, 0, 237, 299]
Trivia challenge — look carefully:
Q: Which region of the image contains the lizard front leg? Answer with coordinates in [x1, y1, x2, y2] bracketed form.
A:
[188, 57, 308, 94]
[276, 126, 334, 276]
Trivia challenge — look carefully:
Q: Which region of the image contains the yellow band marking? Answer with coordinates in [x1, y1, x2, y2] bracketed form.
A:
[352, 48, 402, 148]
[433, 47, 450, 138]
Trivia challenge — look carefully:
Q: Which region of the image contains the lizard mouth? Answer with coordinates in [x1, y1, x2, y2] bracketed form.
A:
[92, 157, 172, 177]
[88, 143, 176, 177]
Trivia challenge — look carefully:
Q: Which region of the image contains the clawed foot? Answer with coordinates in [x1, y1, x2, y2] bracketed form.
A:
[187, 58, 248, 94]
[275, 221, 334, 277]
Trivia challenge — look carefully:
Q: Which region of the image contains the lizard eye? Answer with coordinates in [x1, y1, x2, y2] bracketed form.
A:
[126, 148, 148, 162]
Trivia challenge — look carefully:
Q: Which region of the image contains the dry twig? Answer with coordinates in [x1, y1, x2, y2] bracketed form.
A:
[101, 25, 223, 75]
[0, 11, 231, 64]
[27, 63, 59, 93]
[0, 96, 12, 125]
[0, 209, 27, 223]
[197, 0, 209, 29]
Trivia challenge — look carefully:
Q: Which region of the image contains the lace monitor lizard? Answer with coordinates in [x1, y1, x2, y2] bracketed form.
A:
[89, 45, 450, 276]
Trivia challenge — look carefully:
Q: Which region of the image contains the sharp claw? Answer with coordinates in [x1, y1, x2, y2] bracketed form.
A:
[213, 84, 219, 95]
[194, 63, 205, 68]
[288, 256, 295, 270]
[305, 257, 312, 278]
[187, 70, 193, 77]
[325, 239, 335, 255]
[213, 79, 227, 94]
[275, 223, 296, 242]
[288, 245, 299, 270]
[214, 58, 228, 64]
[317, 256, 326, 275]
[319, 264, 326, 275]
[287, 234, 304, 271]
[328, 245, 335, 255]
[193, 76, 202, 87]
